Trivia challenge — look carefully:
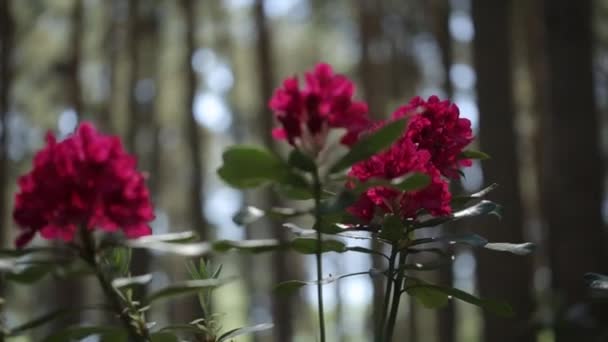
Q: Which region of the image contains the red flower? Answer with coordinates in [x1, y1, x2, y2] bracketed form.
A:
[393, 96, 473, 179]
[347, 125, 452, 222]
[13, 122, 154, 248]
[269, 63, 370, 154]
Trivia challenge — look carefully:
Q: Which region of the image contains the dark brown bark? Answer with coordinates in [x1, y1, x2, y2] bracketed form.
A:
[253, 1, 295, 340]
[69, 0, 83, 119]
[540, 0, 608, 340]
[431, 0, 456, 340]
[472, 1, 536, 342]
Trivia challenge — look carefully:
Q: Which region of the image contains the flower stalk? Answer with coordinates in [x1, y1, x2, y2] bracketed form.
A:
[79, 228, 150, 342]
[312, 167, 326, 342]
[385, 250, 408, 341]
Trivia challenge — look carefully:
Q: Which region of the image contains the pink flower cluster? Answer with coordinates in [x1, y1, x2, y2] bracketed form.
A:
[269, 63, 370, 154]
[13, 123, 154, 248]
[347, 96, 473, 222]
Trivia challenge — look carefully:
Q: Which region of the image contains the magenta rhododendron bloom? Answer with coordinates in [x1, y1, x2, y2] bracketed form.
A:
[348, 96, 473, 222]
[13, 122, 154, 248]
[269, 63, 370, 155]
[394, 95, 474, 179]
[347, 129, 452, 221]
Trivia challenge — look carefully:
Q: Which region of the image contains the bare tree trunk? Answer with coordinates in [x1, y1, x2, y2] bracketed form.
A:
[253, 1, 295, 340]
[472, 1, 536, 342]
[540, 1, 608, 340]
[430, 1, 456, 341]
[69, 0, 83, 119]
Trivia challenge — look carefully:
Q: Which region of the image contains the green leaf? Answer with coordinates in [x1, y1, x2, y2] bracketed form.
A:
[160, 324, 207, 335]
[218, 145, 288, 188]
[484, 242, 536, 255]
[412, 233, 489, 248]
[9, 305, 110, 336]
[276, 172, 312, 200]
[451, 183, 498, 208]
[585, 273, 608, 298]
[407, 284, 513, 317]
[42, 326, 122, 342]
[288, 149, 316, 172]
[5, 264, 54, 284]
[112, 274, 153, 290]
[379, 214, 404, 242]
[147, 278, 234, 304]
[392, 173, 431, 192]
[273, 280, 309, 296]
[453, 200, 502, 220]
[217, 323, 274, 342]
[274, 271, 373, 296]
[151, 332, 179, 342]
[131, 231, 198, 244]
[128, 240, 211, 257]
[408, 285, 450, 308]
[291, 238, 346, 254]
[233, 206, 266, 225]
[104, 246, 132, 277]
[319, 190, 358, 215]
[460, 149, 491, 160]
[212, 239, 283, 253]
[330, 118, 407, 173]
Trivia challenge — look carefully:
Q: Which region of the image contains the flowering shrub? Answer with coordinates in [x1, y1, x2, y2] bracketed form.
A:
[13, 123, 154, 248]
[0, 63, 534, 342]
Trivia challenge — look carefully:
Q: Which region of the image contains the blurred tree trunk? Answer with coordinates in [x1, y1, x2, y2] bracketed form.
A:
[180, 0, 209, 323]
[182, 0, 208, 244]
[472, 1, 536, 342]
[50, 0, 85, 331]
[0, 0, 12, 250]
[69, 0, 83, 119]
[253, 1, 295, 340]
[100, 0, 120, 132]
[125, 0, 140, 153]
[540, 0, 608, 340]
[357, 2, 391, 339]
[431, 1, 455, 341]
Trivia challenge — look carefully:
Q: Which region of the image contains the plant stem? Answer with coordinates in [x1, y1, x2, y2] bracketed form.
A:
[80, 228, 150, 342]
[312, 168, 326, 342]
[377, 245, 398, 342]
[385, 250, 408, 341]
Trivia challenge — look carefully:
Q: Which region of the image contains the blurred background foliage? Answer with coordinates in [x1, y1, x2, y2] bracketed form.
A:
[0, 0, 607, 341]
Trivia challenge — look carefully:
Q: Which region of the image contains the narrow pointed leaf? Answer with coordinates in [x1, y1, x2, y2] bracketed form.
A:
[212, 239, 282, 253]
[42, 326, 122, 342]
[147, 278, 234, 304]
[585, 273, 608, 298]
[274, 271, 373, 296]
[460, 149, 490, 160]
[484, 242, 536, 255]
[408, 284, 513, 317]
[112, 274, 153, 290]
[217, 323, 274, 342]
[291, 238, 346, 254]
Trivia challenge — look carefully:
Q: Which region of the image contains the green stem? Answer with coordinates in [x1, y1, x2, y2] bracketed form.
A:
[385, 250, 408, 341]
[377, 245, 398, 342]
[80, 228, 150, 342]
[312, 168, 326, 342]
